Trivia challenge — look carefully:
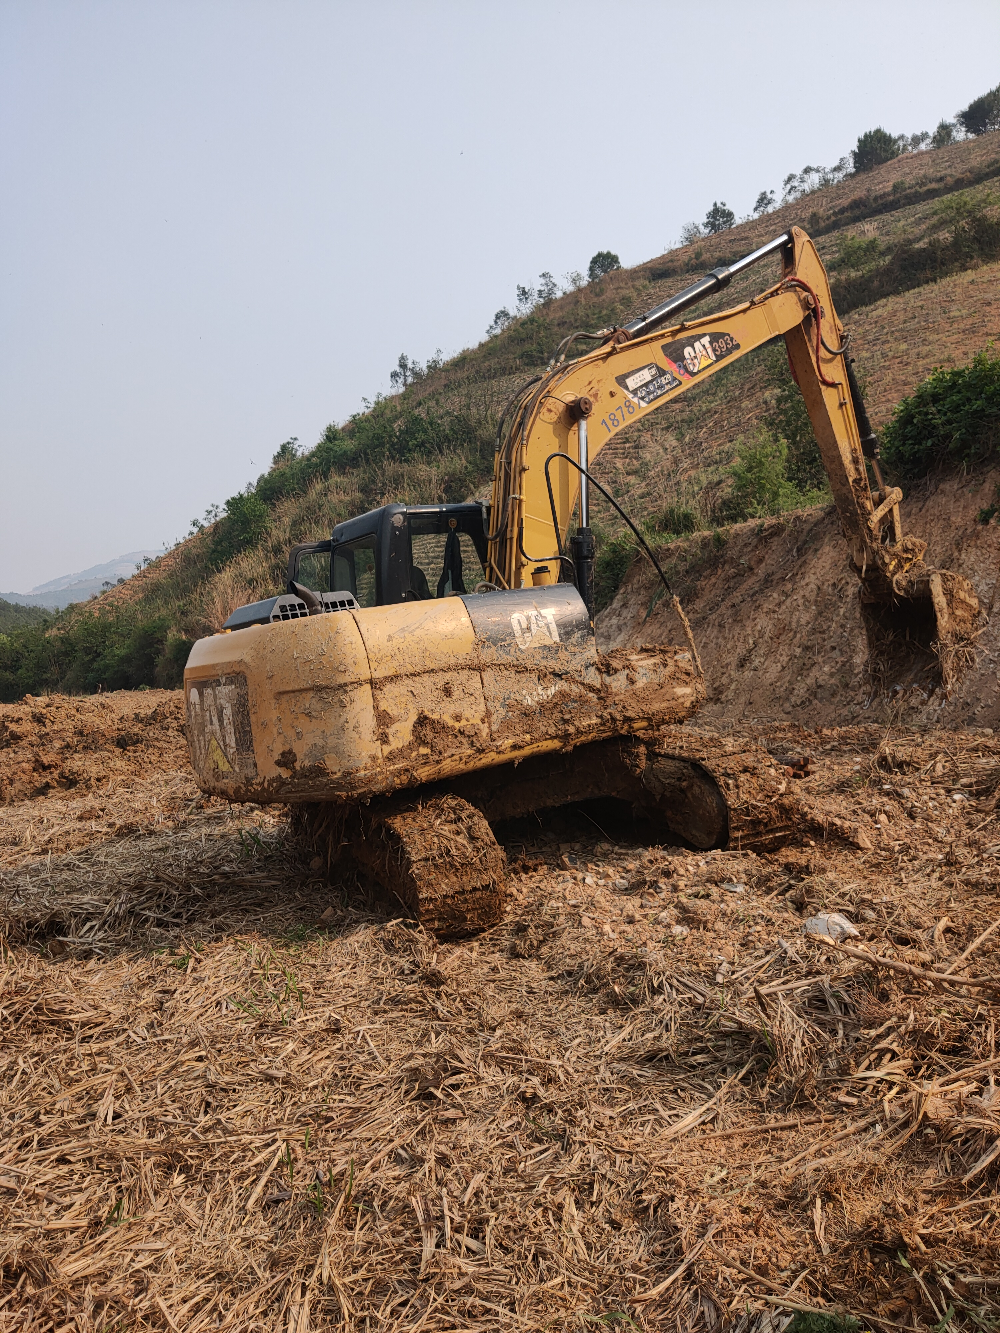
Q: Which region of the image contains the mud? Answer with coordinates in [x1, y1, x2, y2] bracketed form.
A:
[298, 793, 508, 937]
[0, 690, 187, 805]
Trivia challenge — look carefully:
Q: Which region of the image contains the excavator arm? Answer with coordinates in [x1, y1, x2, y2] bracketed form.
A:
[488, 227, 978, 688]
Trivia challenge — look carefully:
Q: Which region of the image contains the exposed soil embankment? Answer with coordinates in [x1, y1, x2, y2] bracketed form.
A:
[598, 469, 1000, 728]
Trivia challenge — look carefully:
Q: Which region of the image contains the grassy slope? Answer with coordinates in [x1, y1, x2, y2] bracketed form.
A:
[11, 131, 1000, 695]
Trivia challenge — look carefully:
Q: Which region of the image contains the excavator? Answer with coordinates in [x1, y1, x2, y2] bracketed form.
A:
[184, 228, 979, 934]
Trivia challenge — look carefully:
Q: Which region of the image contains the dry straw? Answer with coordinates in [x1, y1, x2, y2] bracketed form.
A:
[1, 696, 1000, 1328]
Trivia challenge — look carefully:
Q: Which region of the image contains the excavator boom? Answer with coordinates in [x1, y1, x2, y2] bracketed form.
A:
[488, 227, 978, 688]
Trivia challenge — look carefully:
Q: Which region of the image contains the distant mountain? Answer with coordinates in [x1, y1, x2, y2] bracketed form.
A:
[1, 550, 163, 610]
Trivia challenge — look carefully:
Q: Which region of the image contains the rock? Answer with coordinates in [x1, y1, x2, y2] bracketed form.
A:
[677, 897, 719, 927]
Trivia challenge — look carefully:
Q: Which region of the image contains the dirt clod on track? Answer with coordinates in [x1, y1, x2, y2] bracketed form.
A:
[2, 690, 1000, 1330]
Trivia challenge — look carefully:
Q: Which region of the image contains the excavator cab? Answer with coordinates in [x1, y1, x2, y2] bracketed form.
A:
[286, 503, 490, 610]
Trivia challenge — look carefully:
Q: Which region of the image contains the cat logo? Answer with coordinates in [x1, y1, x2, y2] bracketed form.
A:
[186, 674, 258, 780]
[510, 606, 561, 651]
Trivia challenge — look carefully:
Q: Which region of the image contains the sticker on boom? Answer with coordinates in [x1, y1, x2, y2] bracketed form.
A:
[510, 606, 561, 651]
[187, 673, 258, 781]
[660, 330, 740, 380]
[615, 361, 682, 407]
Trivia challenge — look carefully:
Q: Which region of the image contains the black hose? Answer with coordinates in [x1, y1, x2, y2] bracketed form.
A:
[543, 452, 674, 600]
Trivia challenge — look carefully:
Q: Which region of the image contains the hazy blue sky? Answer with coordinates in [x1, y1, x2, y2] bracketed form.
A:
[2, 1, 998, 591]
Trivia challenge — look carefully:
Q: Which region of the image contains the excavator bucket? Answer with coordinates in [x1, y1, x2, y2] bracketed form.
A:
[860, 563, 980, 695]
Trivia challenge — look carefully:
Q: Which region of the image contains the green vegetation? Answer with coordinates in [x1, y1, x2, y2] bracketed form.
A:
[882, 345, 1000, 481]
[831, 232, 882, 272]
[0, 610, 192, 702]
[587, 251, 621, 281]
[958, 82, 1000, 138]
[717, 431, 826, 524]
[852, 127, 902, 173]
[831, 190, 1000, 314]
[650, 505, 698, 536]
[703, 201, 735, 234]
[786, 1314, 864, 1333]
[0, 599, 51, 632]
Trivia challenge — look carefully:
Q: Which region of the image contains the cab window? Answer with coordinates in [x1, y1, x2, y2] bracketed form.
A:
[333, 536, 378, 607]
[297, 550, 332, 593]
[409, 516, 485, 599]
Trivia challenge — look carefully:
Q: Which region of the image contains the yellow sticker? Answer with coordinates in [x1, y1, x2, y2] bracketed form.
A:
[207, 734, 234, 772]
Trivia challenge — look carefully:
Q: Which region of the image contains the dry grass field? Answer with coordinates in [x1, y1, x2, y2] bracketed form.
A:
[2, 694, 1000, 1330]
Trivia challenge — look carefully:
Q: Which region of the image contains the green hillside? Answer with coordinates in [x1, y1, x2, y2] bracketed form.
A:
[0, 599, 52, 633]
[3, 93, 1000, 702]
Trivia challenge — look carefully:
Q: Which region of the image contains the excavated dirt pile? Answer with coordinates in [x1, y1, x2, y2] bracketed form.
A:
[0, 690, 201, 868]
[1, 693, 1000, 1329]
[0, 690, 188, 803]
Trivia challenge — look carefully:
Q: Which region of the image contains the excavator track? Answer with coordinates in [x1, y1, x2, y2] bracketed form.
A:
[298, 794, 507, 937]
[295, 729, 875, 937]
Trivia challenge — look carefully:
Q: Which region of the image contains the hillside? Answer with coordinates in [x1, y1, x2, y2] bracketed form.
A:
[598, 465, 1000, 730]
[0, 598, 51, 632]
[2, 128, 999, 700]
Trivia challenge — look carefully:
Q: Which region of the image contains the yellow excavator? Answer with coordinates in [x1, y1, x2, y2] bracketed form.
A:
[184, 228, 978, 933]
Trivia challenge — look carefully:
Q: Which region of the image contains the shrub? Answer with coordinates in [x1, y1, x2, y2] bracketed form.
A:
[587, 251, 621, 281]
[651, 505, 698, 536]
[881, 346, 1000, 480]
[253, 424, 354, 507]
[209, 489, 271, 567]
[957, 84, 1000, 137]
[831, 233, 882, 270]
[717, 432, 802, 522]
[852, 127, 901, 173]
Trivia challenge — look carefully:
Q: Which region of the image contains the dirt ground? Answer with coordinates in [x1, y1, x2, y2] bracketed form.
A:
[2, 692, 1000, 1330]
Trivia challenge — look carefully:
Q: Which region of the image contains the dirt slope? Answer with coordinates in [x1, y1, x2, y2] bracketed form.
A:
[599, 467, 1000, 730]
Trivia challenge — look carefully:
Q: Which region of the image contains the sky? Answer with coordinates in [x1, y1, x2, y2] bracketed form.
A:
[1, 1, 998, 592]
